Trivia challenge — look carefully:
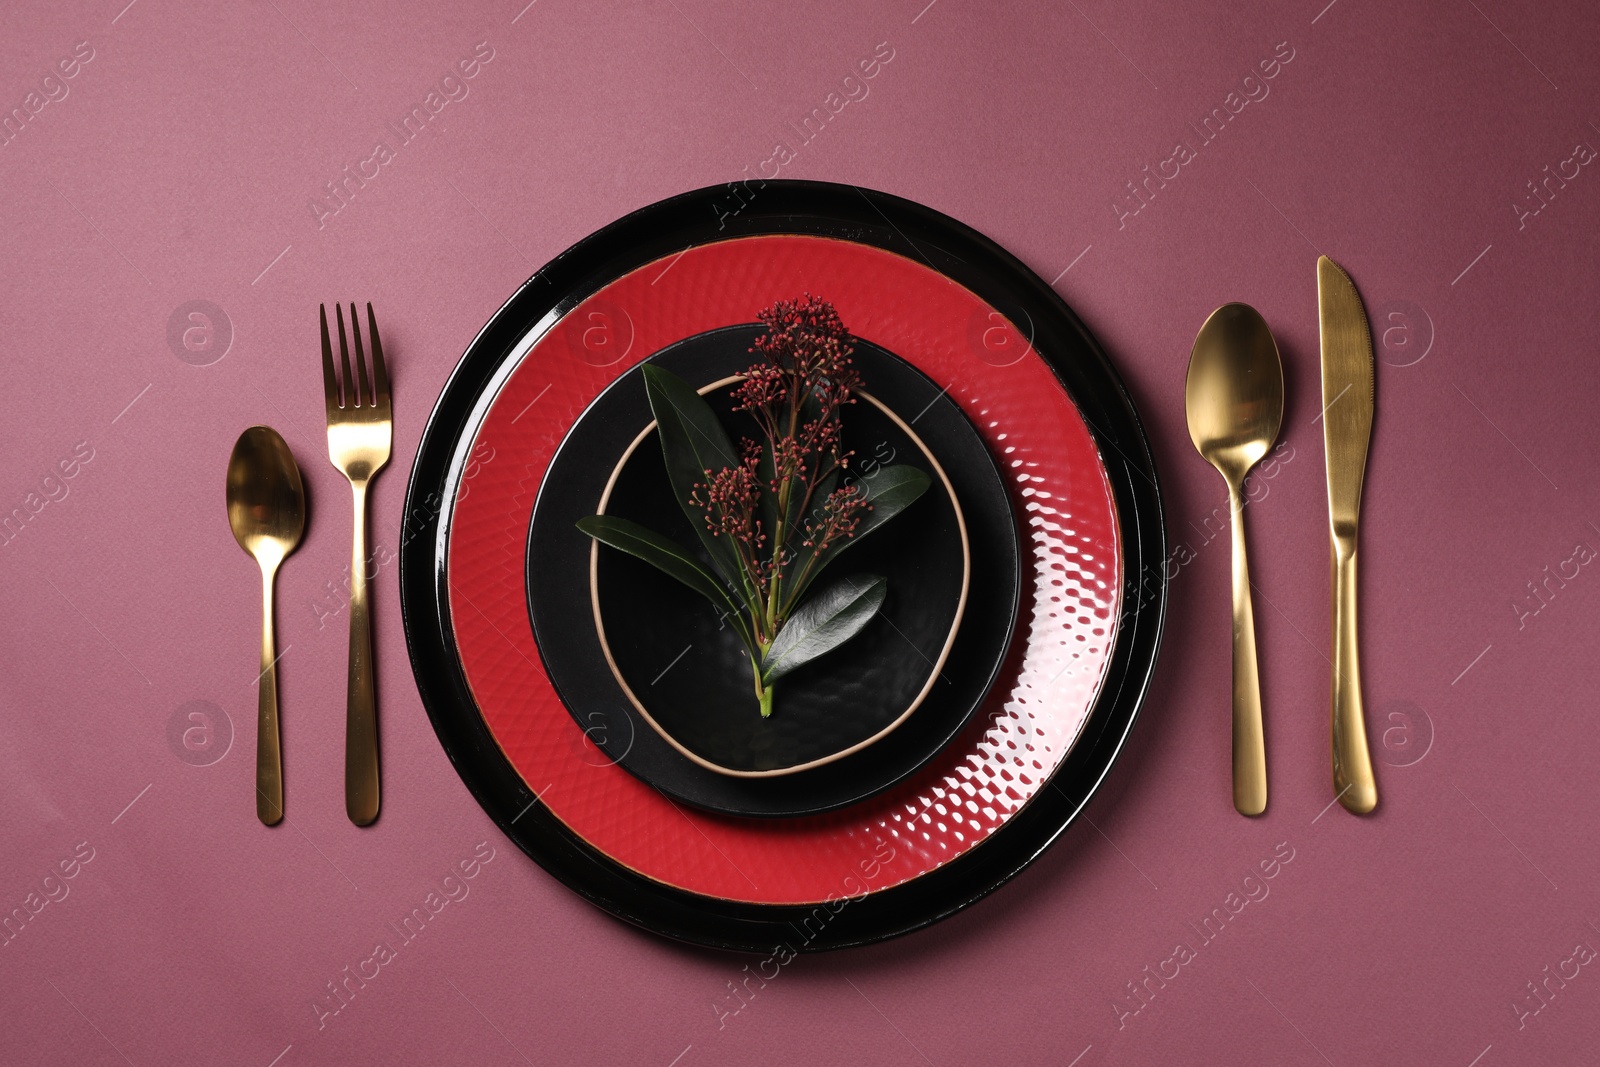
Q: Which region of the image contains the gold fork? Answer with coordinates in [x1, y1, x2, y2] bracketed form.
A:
[321, 303, 391, 826]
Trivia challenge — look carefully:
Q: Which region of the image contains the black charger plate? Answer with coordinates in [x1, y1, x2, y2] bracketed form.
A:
[399, 180, 1166, 952]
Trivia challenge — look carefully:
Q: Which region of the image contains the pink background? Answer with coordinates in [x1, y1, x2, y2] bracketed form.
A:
[2, 1, 1597, 1065]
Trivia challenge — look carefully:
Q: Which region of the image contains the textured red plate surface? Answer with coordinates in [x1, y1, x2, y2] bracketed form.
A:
[447, 234, 1120, 906]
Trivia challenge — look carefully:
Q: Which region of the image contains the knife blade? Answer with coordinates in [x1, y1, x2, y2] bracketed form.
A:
[1318, 255, 1378, 814]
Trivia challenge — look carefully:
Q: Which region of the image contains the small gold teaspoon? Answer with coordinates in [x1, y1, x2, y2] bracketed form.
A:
[226, 426, 306, 826]
[1185, 304, 1285, 816]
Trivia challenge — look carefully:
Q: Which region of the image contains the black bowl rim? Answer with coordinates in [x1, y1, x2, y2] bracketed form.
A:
[398, 179, 1167, 953]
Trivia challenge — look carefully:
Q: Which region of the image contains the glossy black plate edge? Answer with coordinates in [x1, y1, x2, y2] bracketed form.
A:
[399, 179, 1167, 954]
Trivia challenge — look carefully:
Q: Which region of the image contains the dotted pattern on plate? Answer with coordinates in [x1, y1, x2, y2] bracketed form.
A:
[447, 235, 1121, 905]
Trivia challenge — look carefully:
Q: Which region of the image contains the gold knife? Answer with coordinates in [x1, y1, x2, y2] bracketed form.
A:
[1318, 256, 1378, 814]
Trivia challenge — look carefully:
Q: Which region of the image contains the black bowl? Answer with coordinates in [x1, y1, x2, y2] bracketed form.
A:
[526, 326, 1020, 816]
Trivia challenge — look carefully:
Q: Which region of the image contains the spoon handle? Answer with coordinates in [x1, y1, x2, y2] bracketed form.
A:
[1228, 483, 1267, 816]
[345, 479, 380, 826]
[257, 565, 285, 826]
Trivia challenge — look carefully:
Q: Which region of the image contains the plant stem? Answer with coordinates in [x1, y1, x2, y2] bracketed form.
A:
[781, 551, 820, 617]
[749, 651, 774, 718]
[766, 480, 787, 627]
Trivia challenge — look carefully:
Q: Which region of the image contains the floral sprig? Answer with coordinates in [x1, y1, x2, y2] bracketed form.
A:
[578, 296, 931, 718]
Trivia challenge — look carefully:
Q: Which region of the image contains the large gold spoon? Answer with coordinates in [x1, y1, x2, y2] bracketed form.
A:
[227, 426, 306, 826]
[1185, 304, 1284, 816]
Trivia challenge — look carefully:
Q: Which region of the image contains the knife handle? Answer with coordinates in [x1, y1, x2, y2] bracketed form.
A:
[1228, 483, 1267, 816]
[1331, 540, 1378, 813]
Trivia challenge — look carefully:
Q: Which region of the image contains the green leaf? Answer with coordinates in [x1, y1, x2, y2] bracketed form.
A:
[641, 364, 746, 592]
[785, 464, 931, 607]
[576, 514, 756, 654]
[761, 574, 887, 685]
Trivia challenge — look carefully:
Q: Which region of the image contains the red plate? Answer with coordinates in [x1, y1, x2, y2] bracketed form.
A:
[447, 234, 1120, 906]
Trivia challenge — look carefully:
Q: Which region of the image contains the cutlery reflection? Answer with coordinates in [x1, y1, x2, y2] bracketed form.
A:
[321, 303, 392, 827]
[1185, 303, 1284, 816]
[226, 426, 306, 826]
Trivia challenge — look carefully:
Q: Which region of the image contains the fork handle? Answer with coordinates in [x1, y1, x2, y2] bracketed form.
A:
[346, 478, 380, 825]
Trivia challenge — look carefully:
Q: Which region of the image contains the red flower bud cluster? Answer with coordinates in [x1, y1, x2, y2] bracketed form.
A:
[803, 484, 872, 556]
[689, 451, 765, 553]
[746, 295, 861, 393]
[691, 295, 869, 627]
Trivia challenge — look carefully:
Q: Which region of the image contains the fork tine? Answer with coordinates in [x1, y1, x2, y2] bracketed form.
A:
[320, 304, 339, 412]
[366, 303, 389, 403]
[335, 303, 354, 408]
[349, 302, 371, 408]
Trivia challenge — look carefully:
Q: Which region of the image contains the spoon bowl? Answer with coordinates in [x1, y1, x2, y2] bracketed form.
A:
[1185, 303, 1284, 816]
[226, 426, 306, 825]
[1186, 303, 1285, 482]
[228, 428, 307, 564]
